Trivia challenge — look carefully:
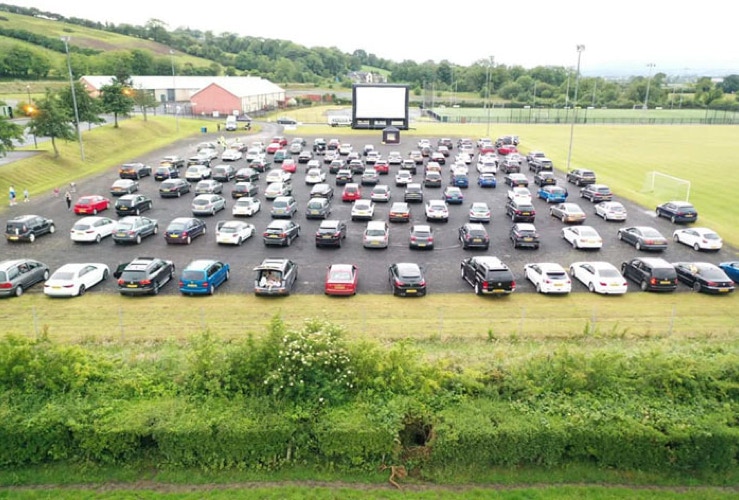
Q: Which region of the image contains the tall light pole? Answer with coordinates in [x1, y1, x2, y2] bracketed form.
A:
[643, 62, 656, 110]
[170, 49, 179, 132]
[486, 56, 494, 137]
[61, 36, 84, 161]
[26, 85, 37, 148]
[566, 44, 585, 170]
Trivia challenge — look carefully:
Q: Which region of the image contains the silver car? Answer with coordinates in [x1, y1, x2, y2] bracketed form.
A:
[191, 194, 226, 216]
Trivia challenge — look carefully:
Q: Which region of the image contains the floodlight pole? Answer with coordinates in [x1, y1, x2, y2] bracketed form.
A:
[566, 45, 585, 170]
[26, 85, 37, 148]
[486, 56, 494, 137]
[644, 63, 656, 110]
[61, 36, 85, 161]
[170, 49, 179, 132]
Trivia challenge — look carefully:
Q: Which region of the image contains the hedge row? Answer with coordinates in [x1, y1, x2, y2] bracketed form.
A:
[2, 396, 737, 472]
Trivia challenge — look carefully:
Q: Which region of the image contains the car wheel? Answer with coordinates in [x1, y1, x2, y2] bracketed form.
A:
[617, 232, 623, 240]
[536, 283, 542, 293]
[640, 280, 649, 292]
[78, 285, 86, 297]
[152, 282, 160, 295]
[655, 209, 661, 217]
[671, 215, 678, 223]
[236, 237, 243, 246]
[14, 285, 23, 297]
[95, 234, 102, 244]
[225, 269, 230, 281]
[177, 191, 182, 198]
[673, 234, 681, 243]
[93, 208, 98, 215]
[153, 226, 159, 235]
[588, 282, 595, 293]
[572, 239, 578, 249]
[211, 208, 216, 215]
[474, 282, 483, 295]
[693, 281, 702, 292]
[135, 234, 142, 245]
[208, 284, 215, 296]
[635, 241, 642, 251]
[510, 213, 515, 221]
[28, 233, 36, 242]
[693, 243, 700, 251]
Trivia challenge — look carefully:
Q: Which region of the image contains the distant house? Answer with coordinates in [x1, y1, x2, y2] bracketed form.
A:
[348, 71, 387, 84]
[80, 76, 285, 117]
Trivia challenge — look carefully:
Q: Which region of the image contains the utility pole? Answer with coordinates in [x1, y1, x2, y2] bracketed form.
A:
[61, 36, 84, 161]
[566, 45, 585, 170]
[644, 63, 656, 110]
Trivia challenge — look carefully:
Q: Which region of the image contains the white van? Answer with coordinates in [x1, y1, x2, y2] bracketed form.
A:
[328, 115, 352, 127]
[225, 115, 237, 131]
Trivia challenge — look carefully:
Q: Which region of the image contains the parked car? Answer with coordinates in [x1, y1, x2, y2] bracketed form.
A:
[154, 165, 179, 181]
[534, 171, 557, 186]
[468, 202, 491, 223]
[443, 186, 464, 204]
[460, 256, 516, 295]
[388, 202, 411, 223]
[395, 170, 413, 186]
[361, 168, 380, 186]
[325, 264, 358, 296]
[718, 262, 739, 283]
[595, 201, 627, 221]
[672, 262, 735, 294]
[656, 201, 698, 223]
[264, 181, 292, 199]
[262, 220, 300, 246]
[351, 199, 375, 221]
[115, 194, 152, 216]
[504, 173, 529, 187]
[505, 199, 536, 222]
[672, 227, 723, 251]
[388, 262, 427, 297]
[315, 219, 347, 247]
[253, 258, 298, 296]
[409, 224, 435, 250]
[617, 226, 668, 251]
[211, 164, 237, 182]
[73, 195, 110, 216]
[305, 168, 327, 185]
[566, 169, 596, 186]
[185, 164, 212, 182]
[510, 223, 540, 249]
[370, 185, 392, 203]
[579, 183, 613, 202]
[159, 155, 184, 169]
[310, 183, 334, 201]
[561, 225, 603, 249]
[341, 183, 361, 202]
[43, 263, 109, 298]
[231, 197, 261, 217]
[549, 203, 587, 224]
[215, 220, 255, 246]
[221, 148, 243, 162]
[404, 183, 424, 203]
[164, 217, 207, 245]
[191, 194, 226, 216]
[459, 223, 490, 250]
[110, 179, 139, 196]
[422, 199, 449, 222]
[0, 259, 50, 297]
[621, 257, 678, 292]
[270, 196, 298, 218]
[569, 261, 628, 295]
[158, 178, 191, 198]
[363, 220, 390, 248]
[179, 259, 230, 295]
[70, 216, 116, 244]
[305, 197, 332, 220]
[507, 186, 532, 203]
[5, 214, 55, 243]
[114, 256, 175, 296]
[230, 181, 259, 199]
[119, 162, 152, 180]
[477, 173, 497, 188]
[112, 216, 158, 245]
[523, 263, 571, 294]
[537, 185, 568, 204]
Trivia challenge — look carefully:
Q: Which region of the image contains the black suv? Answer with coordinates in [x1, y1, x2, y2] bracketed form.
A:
[119, 162, 152, 180]
[313, 138, 327, 154]
[5, 215, 55, 243]
[115, 194, 153, 216]
[460, 256, 516, 295]
[621, 257, 678, 292]
[315, 219, 347, 247]
[154, 165, 179, 180]
[506, 199, 536, 222]
[510, 223, 540, 249]
[404, 183, 424, 203]
[458, 223, 490, 250]
[566, 168, 597, 186]
[310, 183, 334, 201]
[528, 157, 554, 173]
[253, 258, 298, 296]
[114, 257, 175, 296]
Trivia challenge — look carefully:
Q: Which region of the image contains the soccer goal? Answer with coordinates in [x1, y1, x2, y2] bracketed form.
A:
[641, 171, 691, 201]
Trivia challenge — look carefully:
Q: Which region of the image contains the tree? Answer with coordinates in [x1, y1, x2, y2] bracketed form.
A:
[0, 116, 24, 157]
[99, 80, 135, 128]
[719, 74, 739, 94]
[132, 87, 158, 121]
[27, 90, 76, 158]
[58, 82, 105, 129]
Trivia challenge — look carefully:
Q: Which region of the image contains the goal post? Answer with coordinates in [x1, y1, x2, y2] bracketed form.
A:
[641, 171, 691, 201]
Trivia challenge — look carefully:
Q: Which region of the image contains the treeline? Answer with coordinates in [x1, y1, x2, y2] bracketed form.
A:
[1, 318, 738, 473]
[1, 3, 739, 109]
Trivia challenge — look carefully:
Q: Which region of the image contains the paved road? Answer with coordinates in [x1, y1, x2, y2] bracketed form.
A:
[2, 127, 733, 297]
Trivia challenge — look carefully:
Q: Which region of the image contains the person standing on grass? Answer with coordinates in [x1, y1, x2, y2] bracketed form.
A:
[9, 185, 16, 206]
[23, 188, 29, 203]
[64, 190, 72, 210]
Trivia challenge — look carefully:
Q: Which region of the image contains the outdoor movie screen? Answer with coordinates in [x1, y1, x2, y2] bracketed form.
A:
[353, 84, 409, 120]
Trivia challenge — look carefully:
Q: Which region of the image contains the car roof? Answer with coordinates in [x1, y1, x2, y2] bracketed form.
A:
[530, 262, 566, 272]
[412, 224, 432, 232]
[329, 263, 354, 273]
[54, 262, 98, 272]
[516, 223, 537, 231]
[396, 262, 421, 273]
[320, 219, 342, 227]
[185, 259, 219, 270]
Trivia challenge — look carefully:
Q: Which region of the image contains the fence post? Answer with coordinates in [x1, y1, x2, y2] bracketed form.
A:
[201, 307, 206, 331]
[669, 305, 676, 335]
[520, 307, 526, 336]
[119, 307, 124, 340]
[32, 306, 39, 339]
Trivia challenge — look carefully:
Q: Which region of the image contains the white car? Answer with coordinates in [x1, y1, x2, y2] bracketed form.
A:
[338, 143, 353, 155]
[245, 147, 263, 161]
[569, 261, 628, 295]
[507, 186, 532, 203]
[221, 148, 243, 161]
[185, 164, 211, 181]
[215, 220, 256, 246]
[350, 199, 375, 221]
[425, 199, 449, 222]
[469, 202, 491, 223]
[455, 152, 472, 165]
[265, 182, 292, 199]
[43, 263, 109, 297]
[306, 159, 321, 171]
[395, 170, 413, 186]
[672, 227, 723, 251]
[477, 159, 498, 175]
[594, 201, 627, 221]
[232, 197, 261, 217]
[265, 169, 292, 184]
[70, 216, 117, 243]
[388, 151, 403, 165]
[524, 263, 572, 294]
[561, 225, 603, 249]
[370, 185, 392, 202]
[452, 163, 469, 175]
[305, 168, 326, 185]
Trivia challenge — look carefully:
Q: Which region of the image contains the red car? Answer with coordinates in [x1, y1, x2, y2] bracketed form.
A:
[271, 136, 288, 147]
[325, 264, 358, 296]
[374, 160, 390, 175]
[497, 144, 518, 155]
[281, 158, 297, 173]
[73, 195, 110, 215]
[266, 142, 281, 154]
[342, 183, 361, 202]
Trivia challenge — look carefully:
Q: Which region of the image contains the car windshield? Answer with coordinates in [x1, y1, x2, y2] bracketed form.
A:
[117, 222, 133, 230]
[366, 229, 385, 236]
[51, 272, 75, 280]
[642, 228, 662, 237]
[273, 201, 289, 208]
[168, 222, 187, 231]
[219, 226, 237, 233]
[599, 268, 620, 278]
[193, 199, 209, 206]
[181, 270, 205, 281]
[73, 223, 91, 230]
[329, 270, 353, 281]
[697, 267, 725, 279]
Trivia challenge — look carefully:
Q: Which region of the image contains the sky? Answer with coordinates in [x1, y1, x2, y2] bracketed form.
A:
[8, 0, 739, 77]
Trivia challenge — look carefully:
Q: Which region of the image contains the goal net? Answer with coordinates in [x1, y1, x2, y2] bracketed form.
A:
[641, 171, 691, 201]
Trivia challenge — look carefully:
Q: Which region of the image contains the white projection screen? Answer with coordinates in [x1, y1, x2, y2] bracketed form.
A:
[352, 84, 409, 129]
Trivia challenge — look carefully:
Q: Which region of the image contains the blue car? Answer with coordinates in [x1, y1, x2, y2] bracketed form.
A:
[537, 185, 568, 204]
[719, 262, 739, 283]
[444, 186, 465, 204]
[451, 174, 469, 188]
[179, 259, 230, 295]
[477, 173, 497, 188]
